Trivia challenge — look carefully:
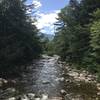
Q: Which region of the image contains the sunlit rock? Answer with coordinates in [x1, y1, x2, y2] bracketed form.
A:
[41, 94, 48, 100]
[3, 79, 8, 84]
[96, 97, 99, 100]
[6, 88, 16, 93]
[27, 93, 35, 99]
[35, 98, 41, 100]
[7, 97, 16, 100]
[97, 92, 100, 96]
[0, 78, 8, 86]
[96, 83, 100, 90]
[55, 77, 65, 82]
[68, 72, 79, 77]
[65, 79, 70, 83]
[60, 89, 67, 95]
[59, 77, 65, 82]
[42, 80, 50, 84]
[21, 95, 29, 100]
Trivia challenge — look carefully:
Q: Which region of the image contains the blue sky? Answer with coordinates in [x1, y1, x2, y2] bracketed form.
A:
[27, 0, 69, 34]
[39, 0, 69, 13]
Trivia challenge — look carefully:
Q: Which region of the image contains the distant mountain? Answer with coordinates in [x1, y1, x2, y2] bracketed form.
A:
[43, 34, 54, 40]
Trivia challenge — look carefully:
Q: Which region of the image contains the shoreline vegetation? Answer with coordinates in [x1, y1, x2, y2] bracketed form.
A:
[0, 55, 100, 100]
[0, 0, 100, 99]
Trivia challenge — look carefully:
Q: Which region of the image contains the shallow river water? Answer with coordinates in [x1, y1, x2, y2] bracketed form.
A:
[0, 56, 100, 100]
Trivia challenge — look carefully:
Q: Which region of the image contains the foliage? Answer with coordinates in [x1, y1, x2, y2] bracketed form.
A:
[90, 9, 100, 69]
[0, 0, 42, 75]
[53, 0, 100, 77]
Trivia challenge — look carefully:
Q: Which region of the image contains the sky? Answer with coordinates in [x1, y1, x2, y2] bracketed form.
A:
[27, 0, 69, 34]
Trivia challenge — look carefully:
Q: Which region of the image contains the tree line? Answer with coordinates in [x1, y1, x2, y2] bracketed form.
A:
[0, 0, 42, 77]
[0, 0, 100, 79]
[52, 0, 100, 79]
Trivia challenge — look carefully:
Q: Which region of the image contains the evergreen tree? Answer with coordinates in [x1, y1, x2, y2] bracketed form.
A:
[55, 0, 100, 64]
[0, 0, 42, 74]
[79, 0, 100, 25]
[90, 9, 100, 66]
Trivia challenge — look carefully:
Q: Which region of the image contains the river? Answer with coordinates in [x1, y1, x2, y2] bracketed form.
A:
[0, 55, 99, 100]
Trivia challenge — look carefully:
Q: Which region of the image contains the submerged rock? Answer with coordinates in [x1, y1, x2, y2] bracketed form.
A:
[42, 80, 50, 84]
[56, 77, 65, 82]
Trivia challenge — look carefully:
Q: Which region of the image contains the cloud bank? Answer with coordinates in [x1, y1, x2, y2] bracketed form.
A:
[35, 10, 60, 34]
[32, 0, 60, 34]
[32, 0, 42, 9]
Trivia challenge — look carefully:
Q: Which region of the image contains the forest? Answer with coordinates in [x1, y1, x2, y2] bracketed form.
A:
[0, 0, 100, 99]
[47, 0, 100, 80]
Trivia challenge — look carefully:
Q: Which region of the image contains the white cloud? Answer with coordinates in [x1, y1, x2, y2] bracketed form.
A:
[35, 10, 60, 34]
[32, 0, 42, 9]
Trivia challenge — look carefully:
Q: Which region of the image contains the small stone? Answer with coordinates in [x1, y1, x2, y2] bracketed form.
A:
[66, 79, 70, 83]
[21, 95, 29, 100]
[27, 93, 35, 99]
[7, 97, 16, 100]
[11, 80, 16, 84]
[35, 98, 41, 100]
[41, 94, 48, 100]
[97, 92, 100, 96]
[96, 97, 99, 100]
[60, 89, 67, 95]
[3, 79, 8, 84]
[42, 80, 50, 84]
[6, 88, 16, 93]
[59, 77, 64, 81]
[96, 83, 100, 90]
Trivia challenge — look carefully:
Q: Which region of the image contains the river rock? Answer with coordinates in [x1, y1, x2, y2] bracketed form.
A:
[0, 78, 8, 87]
[6, 88, 16, 92]
[35, 98, 41, 100]
[97, 92, 100, 96]
[20, 95, 29, 100]
[3, 79, 8, 84]
[27, 93, 35, 99]
[11, 80, 17, 84]
[41, 94, 48, 100]
[7, 97, 16, 100]
[60, 89, 67, 95]
[59, 77, 65, 81]
[42, 80, 50, 84]
[65, 79, 70, 83]
[96, 83, 100, 90]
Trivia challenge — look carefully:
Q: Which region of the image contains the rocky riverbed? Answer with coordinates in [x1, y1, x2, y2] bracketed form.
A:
[0, 55, 100, 100]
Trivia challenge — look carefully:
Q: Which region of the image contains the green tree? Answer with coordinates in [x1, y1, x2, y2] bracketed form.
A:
[79, 0, 100, 25]
[54, 0, 90, 63]
[90, 9, 100, 66]
[0, 0, 42, 75]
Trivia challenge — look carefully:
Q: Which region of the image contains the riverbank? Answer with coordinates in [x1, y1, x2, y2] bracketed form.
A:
[0, 55, 100, 100]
